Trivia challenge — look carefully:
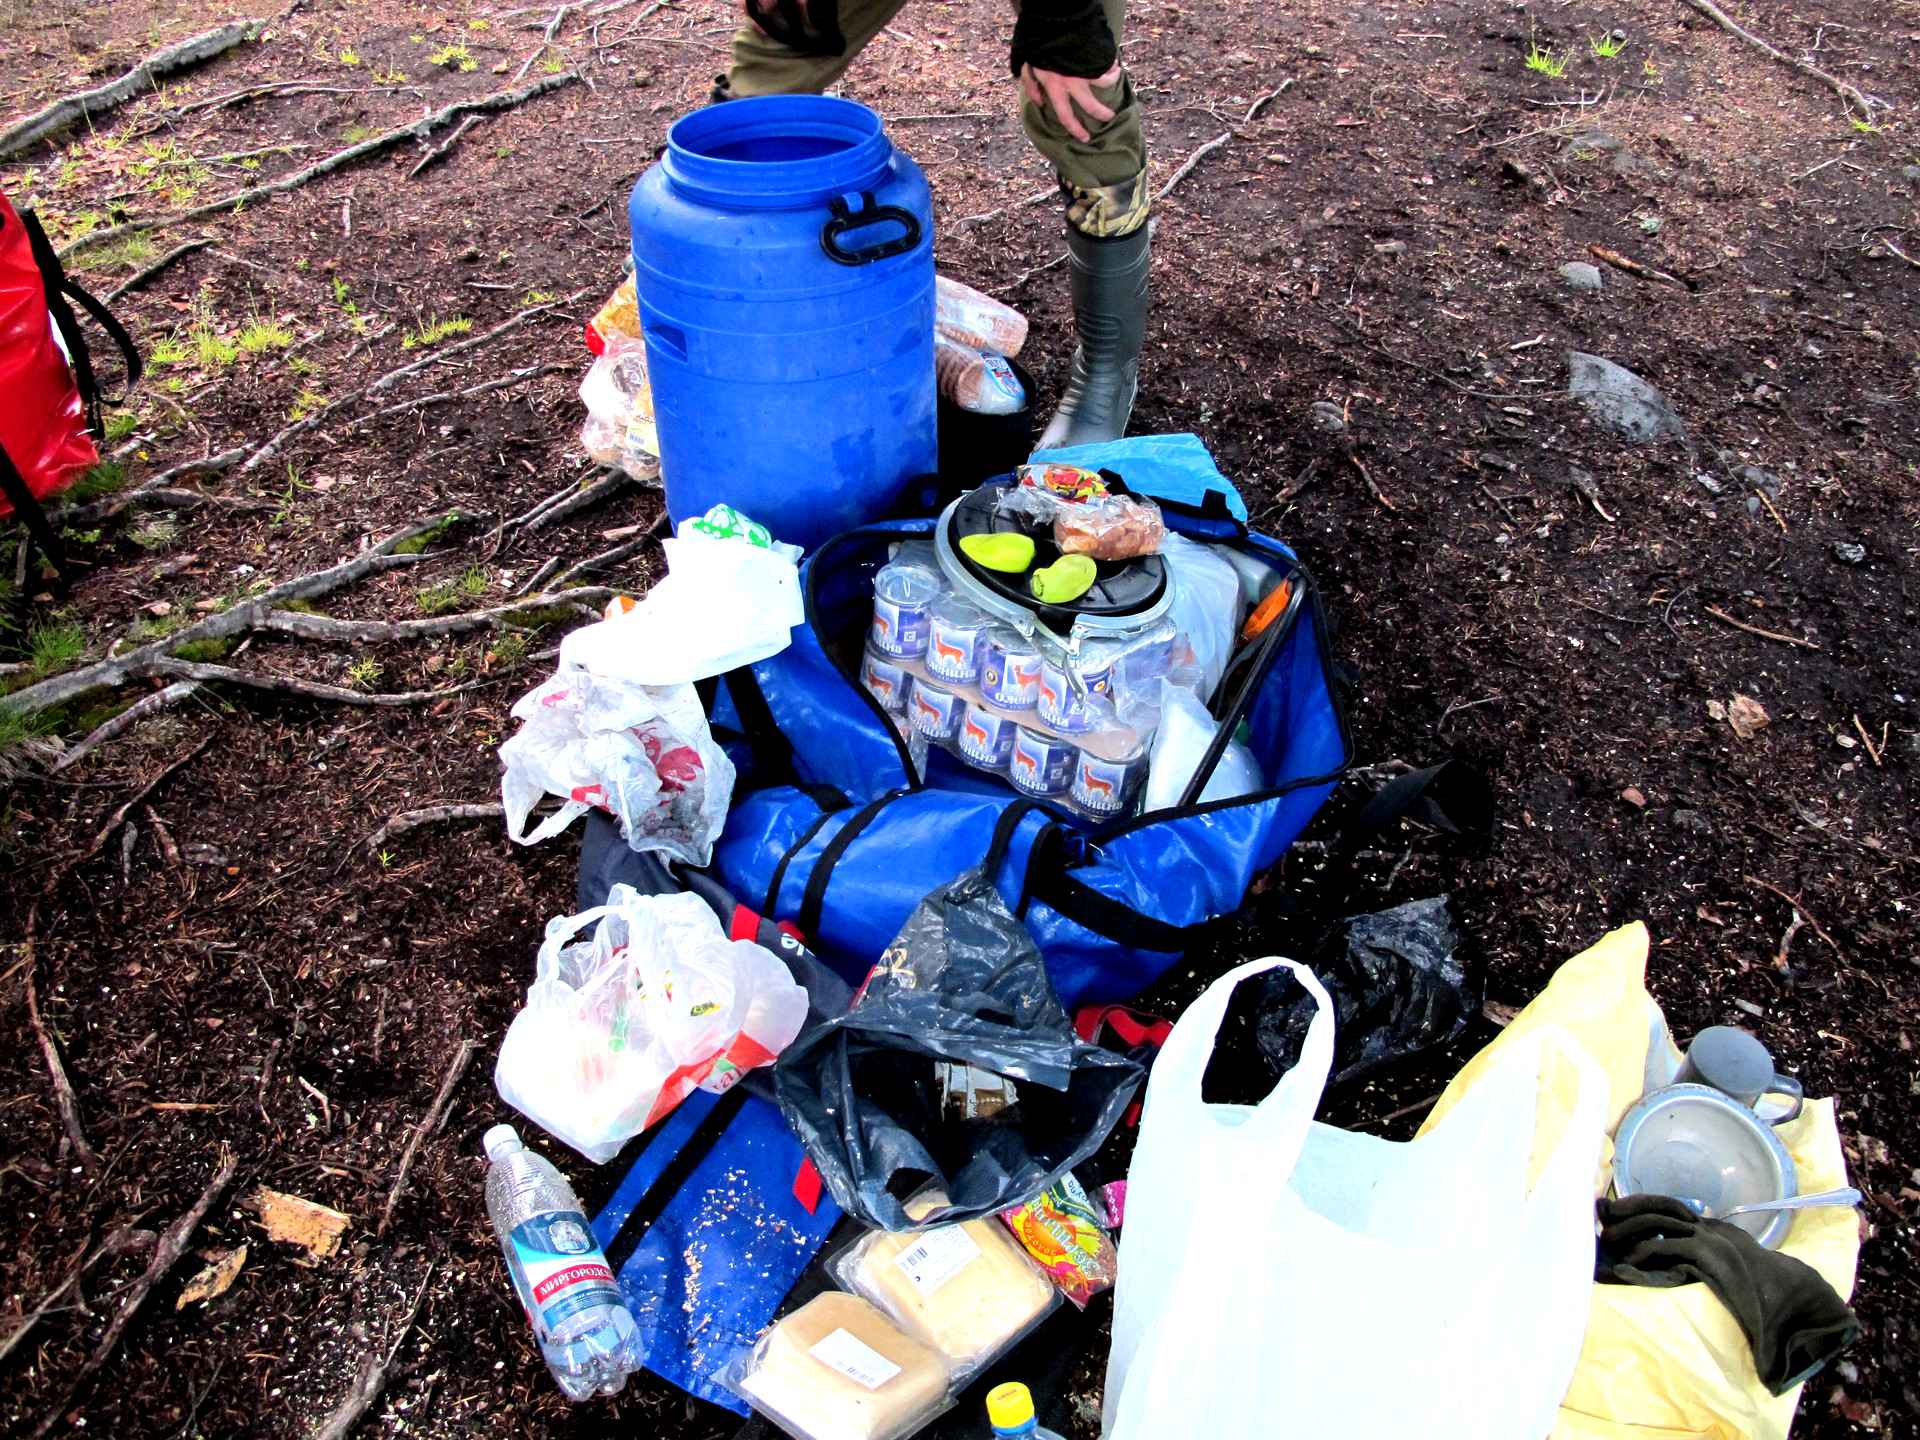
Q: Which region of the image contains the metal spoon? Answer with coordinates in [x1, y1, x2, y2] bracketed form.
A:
[1679, 1187, 1862, 1220]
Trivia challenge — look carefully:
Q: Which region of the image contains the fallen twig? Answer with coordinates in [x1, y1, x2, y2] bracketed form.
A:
[173, 79, 414, 114]
[524, 464, 653, 533]
[257, 586, 612, 643]
[380, 1041, 476, 1235]
[367, 297, 578, 395]
[352, 363, 571, 432]
[1878, 238, 1920, 272]
[46, 447, 249, 526]
[52, 681, 204, 773]
[0, 1227, 156, 1367]
[144, 658, 495, 708]
[954, 184, 1056, 230]
[1753, 486, 1789, 533]
[85, 734, 214, 863]
[1745, 874, 1842, 955]
[1851, 713, 1883, 768]
[1678, 0, 1884, 119]
[1155, 130, 1230, 202]
[549, 514, 668, 587]
[513, 556, 562, 595]
[1345, 450, 1397, 511]
[1703, 604, 1821, 651]
[31, 1148, 238, 1438]
[406, 114, 483, 179]
[24, 936, 97, 1172]
[1587, 243, 1689, 290]
[0, 21, 262, 160]
[363, 803, 505, 852]
[58, 73, 582, 258]
[101, 239, 212, 301]
[4, 512, 452, 715]
[310, 1265, 435, 1440]
[1243, 77, 1295, 124]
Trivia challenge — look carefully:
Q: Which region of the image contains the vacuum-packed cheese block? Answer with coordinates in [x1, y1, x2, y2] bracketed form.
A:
[838, 1196, 1057, 1377]
[736, 1292, 950, 1440]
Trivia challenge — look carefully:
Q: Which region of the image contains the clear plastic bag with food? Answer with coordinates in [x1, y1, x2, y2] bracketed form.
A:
[934, 275, 1028, 356]
[726, 1292, 954, 1440]
[578, 334, 657, 465]
[829, 1186, 1059, 1383]
[934, 336, 1025, 416]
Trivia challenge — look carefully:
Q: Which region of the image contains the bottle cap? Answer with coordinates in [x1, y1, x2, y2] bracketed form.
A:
[482, 1124, 522, 1160]
[986, 1382, 1036, 1434]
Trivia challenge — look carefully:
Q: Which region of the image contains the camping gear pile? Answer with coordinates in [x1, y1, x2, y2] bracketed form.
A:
[477, 93, 1862, 1438]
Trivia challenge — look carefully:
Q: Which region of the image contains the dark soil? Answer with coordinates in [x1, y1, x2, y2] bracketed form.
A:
[1, 0, 1916, 1436]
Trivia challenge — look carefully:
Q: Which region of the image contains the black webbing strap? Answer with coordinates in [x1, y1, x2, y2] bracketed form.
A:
[0, 441, 66, 583]
[762, 797, 848, 921]
[795, 788, 908, 940]
[982, 799, 1040, 884]
[21, 209, 141, 439]
[601, 1087, 752, 1274]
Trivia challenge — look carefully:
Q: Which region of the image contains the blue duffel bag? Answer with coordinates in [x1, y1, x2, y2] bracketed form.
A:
[700, 437, 1353, 1008]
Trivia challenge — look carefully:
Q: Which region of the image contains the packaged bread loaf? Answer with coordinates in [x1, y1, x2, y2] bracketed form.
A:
[832, 1189, 1058, 1379]
[731, 1292, 951, 1440]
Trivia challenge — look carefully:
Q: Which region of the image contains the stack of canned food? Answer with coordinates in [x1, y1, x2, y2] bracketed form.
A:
[863, 557, 1166, 820]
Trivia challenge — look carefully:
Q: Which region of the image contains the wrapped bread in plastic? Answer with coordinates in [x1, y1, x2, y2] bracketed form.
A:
[1054, 494, 1164, 560]
[833, 1190, 1058, 1379]
[935, 275, 1029, 357]
[732, 1292, 951, 1440]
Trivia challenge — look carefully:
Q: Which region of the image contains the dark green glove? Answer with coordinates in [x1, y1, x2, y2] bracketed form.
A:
[1596, 1194, 1860, 1396]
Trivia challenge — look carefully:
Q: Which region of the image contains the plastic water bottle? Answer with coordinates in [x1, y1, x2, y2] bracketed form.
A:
[987, 1381, 1067, 1439]
[483, 1124, 643, 1400]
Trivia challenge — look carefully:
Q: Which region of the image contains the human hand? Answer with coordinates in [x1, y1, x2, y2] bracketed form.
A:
[1018, 61, 1120, 143]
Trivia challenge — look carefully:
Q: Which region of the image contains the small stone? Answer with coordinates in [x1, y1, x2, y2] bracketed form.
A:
[1706, 699, 1728, 722]
[1373, 240, 1407, 255]
[143, 600, 173, 617]
[1559, 261, 1603, 292]
[1833, 541, 1866, 565]
[1903, 165, 1920, 184]
[1693, 473, 1724, 495]
[1567, 351, 1686, 442]
[1671, 808, 1712, 836]
[183, 843, 227, 867]
[1732, 998, 1765, 1019]
[1308, 400, 1347, 434]
[1620, 786, 1647, 807]
[193, 598, 221, 612]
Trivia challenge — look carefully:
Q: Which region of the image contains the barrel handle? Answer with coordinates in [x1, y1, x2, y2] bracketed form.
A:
[820, 191, 921, 266]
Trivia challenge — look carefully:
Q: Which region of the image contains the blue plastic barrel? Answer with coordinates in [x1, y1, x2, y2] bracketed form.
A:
[628, 96, 936, 552]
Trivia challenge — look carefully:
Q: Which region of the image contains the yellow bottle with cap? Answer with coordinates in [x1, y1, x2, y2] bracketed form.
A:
[986, 1381, 1066, 1439]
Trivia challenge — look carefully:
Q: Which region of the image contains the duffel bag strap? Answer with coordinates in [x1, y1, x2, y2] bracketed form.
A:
[795, 787, 909, 939]
[0, 440, 67, 584]
[21, 209, 141, 439]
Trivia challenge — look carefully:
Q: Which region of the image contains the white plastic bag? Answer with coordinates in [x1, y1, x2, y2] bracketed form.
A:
[1143, 683, 1262, 811]
[558, 519, 804, 687]
[1104, 958, 1606, 1440]
[1156, 533, 1242, 703]
[495, 886, 810, 1163]
[578, 335, 657, 465]
[499, 664, 734, 864]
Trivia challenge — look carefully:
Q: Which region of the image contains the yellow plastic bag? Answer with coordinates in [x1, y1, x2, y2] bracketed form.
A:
[1420, 924, 1859, 1440]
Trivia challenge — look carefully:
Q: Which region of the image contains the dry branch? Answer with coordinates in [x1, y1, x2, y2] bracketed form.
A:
[310, 1265, 435, 1440]
[363, 803, 505, 851]
[145, 658, 494, 708]
[550, 515, 667, 587]
[0, 1228, 156, 1368]
[0, 21, 262, 160]
[407, 115, 483, 179]
[1678, 0, 1884, 118]
[380, 1040, 476, 1235]
[1155, 131, 1230, 202]
[32, 1149, 239, 1438]
[524, 464, 654, 533]
[1588, 243, 1689, 290]
[3, 512, 452, 715]
[57, 73, 582, 258]
[101, 239, 212, 302]
[85, 735, 214, 862]
[352, 363, 570, 431]
[173, 80, 416, 114]
[47, 447, 249, 527]
[24, 942, 97, 1172]
[367, 297, 578, 395]
[1704, 604, 1822, 651]
[1244, 77, 1295, 124]
[53, 682, 204, 773]
[256, 586, 614, 643]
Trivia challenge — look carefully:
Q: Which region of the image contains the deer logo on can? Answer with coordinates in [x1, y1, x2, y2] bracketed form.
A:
[860, 649, 908, 713]
[926, 609, 986, 685]
[1071, 750, 1143, 818]
[957, 703, 1017, 771]
[980, 631, 1042, 712]
[1036, 658, 1113, 734]
[908, 680, 962, 742]
[1008, 726, 1076, 798]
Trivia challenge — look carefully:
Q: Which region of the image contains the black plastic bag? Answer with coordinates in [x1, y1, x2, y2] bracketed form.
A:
[1252, 895, 1478, 1088]
[773, 868, 1146, 1232]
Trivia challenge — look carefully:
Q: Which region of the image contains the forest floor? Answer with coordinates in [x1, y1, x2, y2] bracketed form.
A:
[0, 0, 1915, 1434]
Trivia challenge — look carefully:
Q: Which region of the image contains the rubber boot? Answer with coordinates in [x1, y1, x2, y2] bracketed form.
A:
[1035, 222, 1150, 452]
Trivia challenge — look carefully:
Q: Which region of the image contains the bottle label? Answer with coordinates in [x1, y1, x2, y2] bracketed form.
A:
[892, 1224, 981, 1296]
[809, 1327, 901, 1390]
[509, 1211, 625, 1337]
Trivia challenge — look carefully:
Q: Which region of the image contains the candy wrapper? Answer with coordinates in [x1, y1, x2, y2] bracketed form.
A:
[998, 1173, 1119, 1308]
[996, 464, 1164, 560]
